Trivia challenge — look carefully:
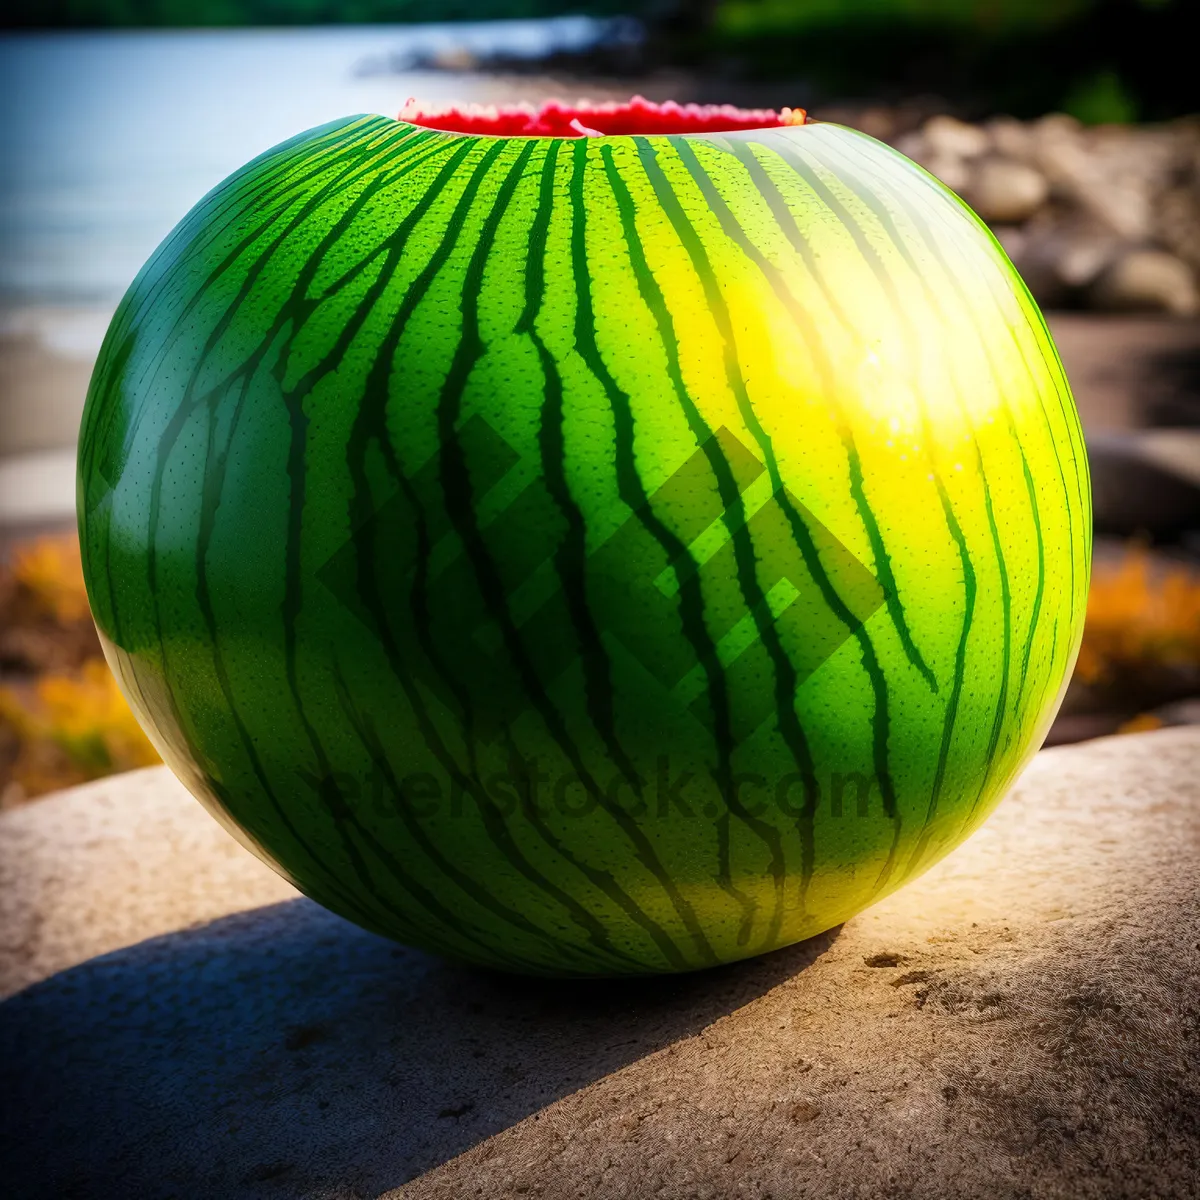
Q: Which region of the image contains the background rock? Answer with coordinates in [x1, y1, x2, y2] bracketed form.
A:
[922, 113, 990, 161]
[1159, 184, 1200, 274]
[1091, 248, 1199, 316]
[1, 729, 1198, 1199]
[964, 157, 1048, 224]
[872, 110, 1200, 312]
[1087, 430, 1200, 536]
[1043, 313, 1200, 430]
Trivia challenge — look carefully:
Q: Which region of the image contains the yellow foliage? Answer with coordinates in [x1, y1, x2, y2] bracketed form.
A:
[1075, 546, 1200, 686]
[0, 658, 159, 798]
[1, 532, 159, 800]
[1116, 712, 1165, 735]
[11, 533, 92, 623]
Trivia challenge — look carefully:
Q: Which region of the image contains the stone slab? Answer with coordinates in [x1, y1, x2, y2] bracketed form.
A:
[1, 729, 1198, 1199]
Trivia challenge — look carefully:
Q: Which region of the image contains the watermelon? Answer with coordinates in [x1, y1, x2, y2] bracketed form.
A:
[77, 99, 1090, 976]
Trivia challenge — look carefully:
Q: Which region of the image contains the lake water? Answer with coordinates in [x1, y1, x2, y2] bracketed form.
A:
[0, 21, 619, 307]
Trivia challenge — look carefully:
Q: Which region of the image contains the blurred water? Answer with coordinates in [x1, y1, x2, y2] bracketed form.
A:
[0, 21, 608, 306]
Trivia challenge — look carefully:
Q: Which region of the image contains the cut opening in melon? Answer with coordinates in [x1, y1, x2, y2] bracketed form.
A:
[398, 95, 808, 138]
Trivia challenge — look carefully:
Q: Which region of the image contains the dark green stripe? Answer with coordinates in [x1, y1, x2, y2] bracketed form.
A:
[97, 119, 371, 363]
[766, 138, 947, 698]
[521, 140, 644, 798]
[332, 670, 620, 974]
[183, 224, 567, 969]
[771, 134, 1020, 877]
[1014, 453, 1047, 716]
[967, 455, 1014, 820]
[824, 140, 1046, 770]
[448, 136, 724, 971]
[669, 136, 906, 894]
[713, 811, 759, 945]
[190, 371, 389, 930]
[431, 139, 703, 973]
[332, 140, 667, 972]
[866, 141, 1091, 561]
[138, 131, 434, 771]
[811, 138, 1035, 825]
[271, 144, 528, 951]
[121, 124, 428, 431]
[901, 467, 976, 880]
[506, 149, 705, 966]
[332, 142, 639, 968]
[124, 130, 442, 580]
[607, 140, 789, 947]
[738, 134, 979, 888]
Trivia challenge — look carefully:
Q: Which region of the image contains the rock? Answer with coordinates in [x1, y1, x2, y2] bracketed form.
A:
[1046, 312, 1200, 431]
[1151, 696, 1200, 729]
[1158, 184, 1200, 273]
[922, 114, 989, 160]
[1134, 428, 1200, 489]
[921, 153, 970, 194]
[820, 105, 898, 143]
[2, 729, 1199, 1199]
[890, 128, 926, 161]
[1030, 112, 1084, 144]
[964, 157, 1049, 223]
[1091, 249, 1200, 316]
[897, 116, 988, 193]
[888, 114, 1200, 296]
[1087, 430, 1200, 537]
[0, 767, 296, 996]
[1002, 211, 1121, 305]
[428, 46, 478, 73]
[1053, 225, 1125, 289]
[1030, 116, 1158, 243]
[983, 116, 1034, 162]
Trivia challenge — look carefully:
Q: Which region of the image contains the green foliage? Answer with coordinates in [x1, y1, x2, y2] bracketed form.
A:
[716, 0, 1094, 38]
[704, 0, 1193, 121]
[1064, 69, 1139, 125]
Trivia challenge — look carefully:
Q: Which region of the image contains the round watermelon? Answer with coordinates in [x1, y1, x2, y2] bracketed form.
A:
[77, 99, 1091, 976]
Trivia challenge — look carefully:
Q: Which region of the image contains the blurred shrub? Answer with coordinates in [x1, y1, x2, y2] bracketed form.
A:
[717, 0, 1092, 38]
[0, 535, 158, 805]
[8, 535, 92, 624]
[706, 0, 1194, 121]
[0, 661, 159, 800]
[1075, 545, 1200, 688]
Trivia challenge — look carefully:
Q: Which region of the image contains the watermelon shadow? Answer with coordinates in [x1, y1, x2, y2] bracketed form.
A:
[0, 897, 838, 1200]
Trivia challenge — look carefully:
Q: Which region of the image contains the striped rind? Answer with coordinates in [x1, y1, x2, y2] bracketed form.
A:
[77, 115, 1091, 976]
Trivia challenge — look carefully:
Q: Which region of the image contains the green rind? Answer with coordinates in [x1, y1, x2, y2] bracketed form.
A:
[78, 115, 1091, 976]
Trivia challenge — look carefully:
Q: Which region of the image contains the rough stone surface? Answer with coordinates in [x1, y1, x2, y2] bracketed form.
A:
[1, 729, 1198, 1200]
[1091, 249, 1200, 316]
[965, 157, 1048, 224]
[1088, 430, 1200, 537]
[879, 111, 1200, 310]
[0, 766, 296, 997]
[921, 113, 990, 161]
[1045, 314, 1200, 431]
[1159, 184, 1200, 274]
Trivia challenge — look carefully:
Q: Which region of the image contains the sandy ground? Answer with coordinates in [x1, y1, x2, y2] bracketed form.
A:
[0, 306, 111, 459]
[0, 728, 1197, 1199]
